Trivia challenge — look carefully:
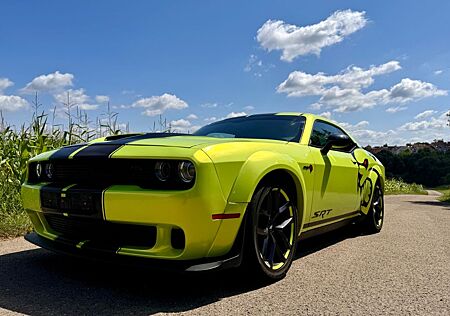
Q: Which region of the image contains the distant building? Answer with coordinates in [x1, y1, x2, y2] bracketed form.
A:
[366, 140, 450, 154]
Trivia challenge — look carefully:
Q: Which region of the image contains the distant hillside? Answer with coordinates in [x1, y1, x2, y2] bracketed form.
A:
[365, 140, 450, 187]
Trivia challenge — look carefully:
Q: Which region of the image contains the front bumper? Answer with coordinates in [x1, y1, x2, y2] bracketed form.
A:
[25, 232, 243, 272]
[21, 154, 248, 262]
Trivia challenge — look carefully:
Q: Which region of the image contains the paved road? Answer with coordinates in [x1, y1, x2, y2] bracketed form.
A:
[0, 194, 449, 316]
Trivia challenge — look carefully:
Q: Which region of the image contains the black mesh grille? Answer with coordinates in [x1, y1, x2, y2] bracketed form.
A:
[28, 159, 194, 189]
[44, 214, 156, 248]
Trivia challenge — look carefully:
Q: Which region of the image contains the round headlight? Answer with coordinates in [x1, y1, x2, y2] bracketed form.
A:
[178, 161, 195, 183]
[36, 163, 42, 179]
[155, 161, 171, 182]
[45, 163, 54, 179]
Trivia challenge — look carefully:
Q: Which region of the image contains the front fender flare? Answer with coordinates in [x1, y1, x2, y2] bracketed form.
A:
[227, 151, 307, 228]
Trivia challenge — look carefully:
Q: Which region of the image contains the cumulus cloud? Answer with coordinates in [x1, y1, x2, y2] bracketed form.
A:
[170, 118, 201, 133]
[0, 95, 28, 112]
[0, 77, 28, 111]
[400, 111, 448, 131]
[226, 111, 247, 118]
[95, 95, 110, 103]
[256, 10, 367, 62]
[170, 119, 191, 128]
[277, 61, 447, 112]
[386, 106, 407, 113]
[319, 111, 332, 119]
[186, 114, 198, 120]
[0, 78, 14, 94]
[132, 93, 188, 116]
[414, 110, 437, 120]
[53, 89, 99, 111]
[22, 71, 74, 93]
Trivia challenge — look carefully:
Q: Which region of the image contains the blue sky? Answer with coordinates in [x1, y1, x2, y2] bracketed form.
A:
[1, 0, 449, 145]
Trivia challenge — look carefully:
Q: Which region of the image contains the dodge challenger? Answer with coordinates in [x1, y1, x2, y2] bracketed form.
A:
[22, 113, 384, 279]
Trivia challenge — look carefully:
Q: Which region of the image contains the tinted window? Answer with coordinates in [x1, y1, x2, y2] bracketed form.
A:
[194, 115, 306, 142]
[310, 121, 349, 147]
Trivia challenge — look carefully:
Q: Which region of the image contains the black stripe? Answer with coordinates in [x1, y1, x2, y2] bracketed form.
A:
[71, 133, 189, 159]
[49, 144, 85, 160]
[304, 211, 362, 229]
[72, 144, 123, 159]
[103, 132, 189, 145]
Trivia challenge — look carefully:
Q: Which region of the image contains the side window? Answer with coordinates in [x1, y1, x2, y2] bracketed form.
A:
[310, 121, 352, 151]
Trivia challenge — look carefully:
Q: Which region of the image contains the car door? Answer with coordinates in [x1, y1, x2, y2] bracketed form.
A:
[308, 120, 359, 226]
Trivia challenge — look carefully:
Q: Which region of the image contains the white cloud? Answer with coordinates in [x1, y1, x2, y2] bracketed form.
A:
[0, 77, 28, 111]
[170, 118, 201, 133]
[386, 106, 407, 113]
[414, 110, 437, 120]
[434, 70, 443, 75]
[226, 112, 247, 118]
[244, 54, 274, 77]
[22, 71, 74, 93]
[0, 95, 28, 112]
[170, 119, 191, 128]
[204, 117, 217, 122]
[277, 61, 447, 112]
[278, 61, 401, 97]
[0, 78, 14, 94]
[132, 93, 188, 116]
[95, 95, 110, 103]
[53, 88, 99, 111]
[243, 105, 255, 111]
[256, 10, 367, 62]
[186, 114, 198, 120]
[319, 111, 332, 119]
[200, 102, 218, 108]
[400, 111, 448, 132]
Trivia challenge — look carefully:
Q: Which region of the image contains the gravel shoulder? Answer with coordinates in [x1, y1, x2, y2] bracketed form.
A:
[0, 194, 449, 315]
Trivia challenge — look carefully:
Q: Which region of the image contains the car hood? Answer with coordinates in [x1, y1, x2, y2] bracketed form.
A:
[103, 134, 288, 149]
[122, 135, 231, 148]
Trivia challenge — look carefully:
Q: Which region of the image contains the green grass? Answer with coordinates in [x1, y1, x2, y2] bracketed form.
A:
[384, 178, 427, 195]
[433, 185, 450, 203]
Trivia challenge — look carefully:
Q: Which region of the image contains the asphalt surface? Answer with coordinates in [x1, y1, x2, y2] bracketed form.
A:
[0, 194, 449, 316]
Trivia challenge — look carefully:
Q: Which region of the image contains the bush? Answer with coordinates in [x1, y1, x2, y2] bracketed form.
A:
[384, 178, 427, 195]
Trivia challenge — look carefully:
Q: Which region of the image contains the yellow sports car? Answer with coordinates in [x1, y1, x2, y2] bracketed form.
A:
[22, 113, 384, 279]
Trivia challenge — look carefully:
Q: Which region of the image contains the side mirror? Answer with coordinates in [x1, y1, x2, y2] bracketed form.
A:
[321, 134, 353, 155]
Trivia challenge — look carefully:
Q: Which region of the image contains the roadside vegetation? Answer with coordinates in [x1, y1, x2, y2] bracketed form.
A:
[433, 185, 450, 203]
[384, 178, 427, 195]
[375, 149, 450, 188]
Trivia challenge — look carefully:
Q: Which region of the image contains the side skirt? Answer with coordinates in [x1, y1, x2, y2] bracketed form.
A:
[299, 212, 363, 240]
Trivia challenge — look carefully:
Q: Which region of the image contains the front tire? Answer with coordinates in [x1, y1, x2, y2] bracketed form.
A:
[361, 179, 384, 234]
[244, 184, 298, 280]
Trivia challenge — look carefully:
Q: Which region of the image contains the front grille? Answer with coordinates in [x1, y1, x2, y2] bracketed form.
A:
[41, 184, 103, 216]
[44, 214, 156, 248]
[28, 159, 194, 190]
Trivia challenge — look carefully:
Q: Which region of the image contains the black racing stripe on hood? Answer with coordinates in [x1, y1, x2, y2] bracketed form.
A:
[72, 144, 123, 159]
[104, 132, 190, 145]
[71, 133, 190, 159]
[49, 144, 85, 160]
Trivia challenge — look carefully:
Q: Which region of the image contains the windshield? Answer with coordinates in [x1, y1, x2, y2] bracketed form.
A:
[193, 114, 305, 142]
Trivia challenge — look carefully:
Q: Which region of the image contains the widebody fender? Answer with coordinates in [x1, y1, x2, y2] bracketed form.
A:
[227, 151, 307, 229]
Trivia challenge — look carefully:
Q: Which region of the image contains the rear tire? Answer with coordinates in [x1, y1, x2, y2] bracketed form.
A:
[361, 179, 384, 234]
[243, 183, 298, 280]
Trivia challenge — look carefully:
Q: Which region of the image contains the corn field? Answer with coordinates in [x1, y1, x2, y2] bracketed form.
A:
[0, 93, 132, 238]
